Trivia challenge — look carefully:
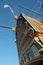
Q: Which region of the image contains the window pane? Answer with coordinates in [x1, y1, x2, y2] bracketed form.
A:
[32, 45, 40, 57]
[27, 49, 33, 60]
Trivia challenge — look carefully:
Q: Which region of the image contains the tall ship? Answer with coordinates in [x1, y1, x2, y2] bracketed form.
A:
[15, 13, 43, 65]
[0, 0, 43, 65]
[14, 0, 43, 65]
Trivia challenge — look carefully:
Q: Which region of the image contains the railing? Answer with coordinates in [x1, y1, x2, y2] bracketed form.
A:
[23, 55, 43, 65]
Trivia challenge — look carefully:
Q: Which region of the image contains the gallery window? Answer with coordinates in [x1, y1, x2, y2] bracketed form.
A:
[27, 48, 33, 60]
[31, 45, 40, 57]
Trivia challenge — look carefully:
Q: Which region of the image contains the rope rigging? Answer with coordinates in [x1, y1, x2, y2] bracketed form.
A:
[18, 5, 43, 17]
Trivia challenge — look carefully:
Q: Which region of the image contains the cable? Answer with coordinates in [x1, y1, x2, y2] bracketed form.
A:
[18, 5, 43, 17]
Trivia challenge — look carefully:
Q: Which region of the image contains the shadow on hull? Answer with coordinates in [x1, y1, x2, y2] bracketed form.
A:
[28, 60, 43, 65]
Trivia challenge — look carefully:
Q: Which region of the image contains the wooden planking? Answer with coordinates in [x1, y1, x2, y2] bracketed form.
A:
[22, 13, 43, 33]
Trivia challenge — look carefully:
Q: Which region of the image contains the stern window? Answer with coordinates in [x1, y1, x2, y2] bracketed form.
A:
[32, 45, 40, 57]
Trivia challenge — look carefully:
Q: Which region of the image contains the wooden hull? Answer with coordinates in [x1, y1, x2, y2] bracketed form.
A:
[28, 60, 43, 65]
[26, 56, 43, 65]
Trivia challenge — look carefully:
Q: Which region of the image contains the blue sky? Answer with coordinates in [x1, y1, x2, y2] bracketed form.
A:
[0, 0, 43, 65]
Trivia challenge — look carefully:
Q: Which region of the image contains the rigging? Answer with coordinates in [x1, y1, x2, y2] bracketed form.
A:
[18, 5, 43, 17]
